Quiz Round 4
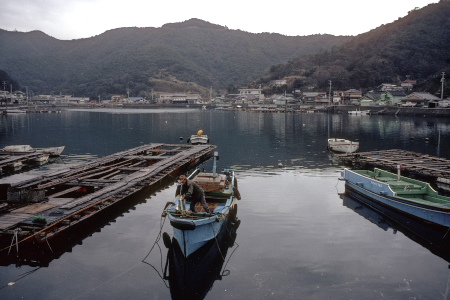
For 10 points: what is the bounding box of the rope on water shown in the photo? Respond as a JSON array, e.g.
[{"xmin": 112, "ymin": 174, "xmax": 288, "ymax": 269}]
[
  {"xmin": 73, "ymin": 216, "xmax": 169, "ymax": 299},
  {"xmin": 0, "ymin": 267, "xmax": 42, "ymax": 290},
  {"xmin": 141, "ymin": 214, "xmax": 170, "ymax": 288},
  {"xmin": 211, "ymin": 223, "xmax": 225, "ymax": 262}
]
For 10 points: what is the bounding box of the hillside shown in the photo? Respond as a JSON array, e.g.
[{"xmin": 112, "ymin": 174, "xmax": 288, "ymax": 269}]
[
  {"xmin": 0, "ymin": 19, "xmax": 349, "ymax": 98},
  {"xmin": 256, "ymin": 1, "xmax": 450, "ymax": 96}
]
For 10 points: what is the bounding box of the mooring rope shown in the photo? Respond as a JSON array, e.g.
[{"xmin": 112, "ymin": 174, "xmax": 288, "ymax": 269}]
[
  {"xmin": 0, "ymin": 267, "xmax": 42, "ymax": 290},
  {"xmin": 73, "ymin": 216, "xmax": 169, "ymax": 299},
  {"xmin": 211, "ymin": 223, "xmax": 225, "ymax": 262}
]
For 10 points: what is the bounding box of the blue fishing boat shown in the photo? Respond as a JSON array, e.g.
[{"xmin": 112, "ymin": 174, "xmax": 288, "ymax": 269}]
[
  {"xmin": 162, "ymin": 153, "xmax": 241, "ymax": 257},
  {"xmin": 342, "ymin": 167, "xmax": 450, "ymax": 227}
]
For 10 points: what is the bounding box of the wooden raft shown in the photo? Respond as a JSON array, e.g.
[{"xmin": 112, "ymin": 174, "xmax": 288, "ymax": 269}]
[
  {"xmin": 0, "ymin": 143, "xmax": 216, "ymax": 233},
  {"xmin": 334, "ymin": 149, "xmax": 450, "ymax": 183}
]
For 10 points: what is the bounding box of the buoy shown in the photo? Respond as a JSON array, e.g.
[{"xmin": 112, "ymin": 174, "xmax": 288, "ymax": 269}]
[{"xmin": 278, "ymin": 163, "xmax": 283, "ymax": 168}]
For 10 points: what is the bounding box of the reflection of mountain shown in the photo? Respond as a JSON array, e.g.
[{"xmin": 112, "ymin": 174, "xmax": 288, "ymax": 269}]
[
  {"xmin": 0, "ymin": 180, "xmax": 174, "ymax": 267},
  {"xmin": 164, "ymin": 218, "xmax": 239, "ymax": 300},
  {"xmin": 341, "ymin": 190, "xmax": 450, "ymax": 263}
]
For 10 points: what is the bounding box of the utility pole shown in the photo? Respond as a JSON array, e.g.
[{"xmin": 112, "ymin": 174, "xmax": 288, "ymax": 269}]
[
  {"xmin": 328, "ymin": 80, "xmax": 332, "ymax": 106},
  {"xmin": 441, "ymin": 72, "xmax": 446, "ymax": 100},
  {"xmin": 9, "ymin": 83, "xmax": 12, "ymax": 108}
]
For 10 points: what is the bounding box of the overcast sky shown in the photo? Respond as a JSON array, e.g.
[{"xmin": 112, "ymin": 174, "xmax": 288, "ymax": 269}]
[{"xmin": 1, "ymin": 0, "xmax": 439, "ymax": 40}]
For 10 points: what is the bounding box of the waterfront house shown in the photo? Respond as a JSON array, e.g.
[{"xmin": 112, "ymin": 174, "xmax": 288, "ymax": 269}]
[
  {"xmin": 158, "ymin": 93, "xmax": 201, "ymax": 104},
  {"xmin": 399, "ymin": 92, "xmax": 440, "ymax": 107},
  {"xmin": 360, "ymin": 90, "xmax": 406, "ymax": 106},
  {"xmin": 302, "ymin": 92, "xmax": 326, "ymax": 105},
  {"xmin": 343, "ymin": 89, "xmax": 362, "ymax": 105},
  {"xmin": 238, "ymin": 88, "xmax": 264, "ymax": 102}
]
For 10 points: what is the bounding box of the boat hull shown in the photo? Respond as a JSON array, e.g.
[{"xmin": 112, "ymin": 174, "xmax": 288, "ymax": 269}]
[
  {"xmin": 189, "ymin": 135, "xmax": 209, "ymax": 145},
  {"xmin": 328, "ymin": 139, "xmax": 359, "ymax": 153},
  {"xmin": 1, "ymin": 145, "xmax": 65, "ymax": 157},
  {"xmin": 343, "ymin": 169, "xmax": 450, "ymax": 227},
  {"xmin": 171, "ymin": 215, "xmax": 228, "ymax": 257}
]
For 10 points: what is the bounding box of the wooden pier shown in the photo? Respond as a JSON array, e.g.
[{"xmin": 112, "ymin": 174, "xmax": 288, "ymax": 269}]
[
  {"xmin": 0, "ymin": 143, "xmax": 215, "ymax": 255},
  {"xmin": 0, "ymin": 152, "xmax": 51, "ymax": 173},
  {"xmin": 334, "ymin": 149, "xmax": 450, "ymax": 185}
]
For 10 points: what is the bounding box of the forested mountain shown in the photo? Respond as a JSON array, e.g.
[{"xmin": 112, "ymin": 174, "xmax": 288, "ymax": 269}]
[
  {"xmin": 0, "ymin": 18, "xmax": 349, "ymax": 99},
  {"xmin": 257, "ymin": 1, "xmax": 450, "ymax": 96}
]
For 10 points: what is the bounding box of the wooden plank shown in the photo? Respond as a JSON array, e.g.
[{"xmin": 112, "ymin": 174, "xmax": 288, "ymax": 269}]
[
  {"xmin": 47, "ymin": 186, "xmax": 82, "ymax": 198},
  {"xmin": 12, "ymin": 202, "xmax": 57, "ymax": 214},
  {"xmin": 0, "ymin": 213, "xmax": 34, "ymax": 230}
]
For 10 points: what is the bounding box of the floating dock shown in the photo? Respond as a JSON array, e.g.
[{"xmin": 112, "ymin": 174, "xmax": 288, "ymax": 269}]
[
  {"xmin": 334, "ymin": 149, "xmax": 450, "ymax": 185},
  {"xmin": 0, "ymin": 143, "xmax": 215, "ymax": 256},
  {"xmin": 0, "ymin": 153, "xmax": 51, "ymax": 174}
]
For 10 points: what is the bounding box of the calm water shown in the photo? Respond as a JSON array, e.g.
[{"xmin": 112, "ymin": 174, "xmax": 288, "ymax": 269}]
[{"xmin": 1, "ymin": 109, "xmax": 450, "ymax": 299}]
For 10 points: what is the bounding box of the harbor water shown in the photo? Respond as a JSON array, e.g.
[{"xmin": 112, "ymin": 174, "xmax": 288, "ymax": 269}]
[{"xmin": 1, "ymin": 108, "xmax": 450, "ymax": 299}]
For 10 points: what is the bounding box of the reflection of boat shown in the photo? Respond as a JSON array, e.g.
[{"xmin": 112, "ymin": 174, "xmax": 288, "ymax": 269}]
[
  {"xmin": 163, "ymin": 215, "xmax": 240, "ymax": 300},
  {"xmin": 1, "ymin": 145, "xmax": 65, "ymax": 157},
  {"xmin": 0, "ymin": 179, "xmax": 176, "ymax": 267},
  {"xmin": 163, "ymin": 153, "xmax": 240, "ymax": 258},
  {"xmin": 340, "ymin": 191, "xmax": 450, "ymax": 263},
  {"xmin": 187, "ymin": 130, "xmax": 209, "ymax": 145},
  {"xmin": 342, "ymin": 167, "xmax": 450, "ymax": 227},
  {"xmin": 327, "ymin": 138, "xmax": 359, "ymax": 153}
]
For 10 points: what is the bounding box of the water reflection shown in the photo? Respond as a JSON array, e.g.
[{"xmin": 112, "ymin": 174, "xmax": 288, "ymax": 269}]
[
  {"xmin": 340, "ymin": 190, "xmax": 450, "ymax": 263},
  {"xmin": 163, "ymin": 218, "xmax": 240, "ymax": 300},
  {"xmin": 0, "ymin": 180, "xmax": 173, "ymax": 267}
]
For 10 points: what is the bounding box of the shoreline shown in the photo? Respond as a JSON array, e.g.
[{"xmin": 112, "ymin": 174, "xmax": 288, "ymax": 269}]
[{"xmin": 2, "ymin": 103, "xmax": 450, "ymax": 117}]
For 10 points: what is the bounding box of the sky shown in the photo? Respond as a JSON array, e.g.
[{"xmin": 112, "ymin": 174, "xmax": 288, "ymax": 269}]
[{"xmin": 1, "ymin": 0, "xmax": 439, "ymax": 40}]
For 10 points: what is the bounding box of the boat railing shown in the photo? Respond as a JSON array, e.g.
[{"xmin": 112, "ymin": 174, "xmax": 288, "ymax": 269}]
[{"xmin": 423, "ymin": 195, "xmax": 450, "ymax": 205}]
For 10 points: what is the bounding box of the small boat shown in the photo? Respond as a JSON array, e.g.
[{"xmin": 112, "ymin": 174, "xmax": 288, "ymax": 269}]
[
  {"xmin": 163, "ymin": 217, "xmax": 239, "ymax": 299},
  {"xmin": 5, "ymin": 109, "xmax": 27, "ymax": 114},
  {"xmin": 327, "ymin": 138, "xmax": 359, "ymax": 153},
  {"xmin": 341, "ymin": 167, "xmax": 450, "ymax": 227},
  {"xmin": 187, "ymin": 130, "xmax": 209, "ymax": 145},
  {"xmin": 348, "ymin": 109, "xmax": 370, "ymax": 115},
  {"xmin": 162, "ymin": 153, "xmax": 241, "ymax": 258},
  {"xmin": 1, "ymin": 145, "xmax": 65, "ymax": 157}
]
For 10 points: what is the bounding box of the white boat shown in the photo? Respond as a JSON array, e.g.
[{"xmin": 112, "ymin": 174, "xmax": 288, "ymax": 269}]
[
  {"xmin": 348, "ymin": 109, "xmax": 370, "ymax": 115},
  {"xmin": 5, "ymin": 109, "xmax": 27, "ymax": 114},
  {"xmin": 162, "ymin": 154, "xmax": 241, "ymax": 257},
  {"xmin": 1, "ymin": 145, "xmax": 65, "ymax": 156},
  {"xmin": 327, "ymin": 138, "xmax": 359, "ymax": 153},
  {"xmin": 187, "ymin": 130, "xmax": 209, "ymax": 145}
]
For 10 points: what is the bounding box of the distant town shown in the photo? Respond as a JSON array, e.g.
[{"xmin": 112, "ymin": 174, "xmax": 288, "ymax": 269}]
[{"xmin": 1, "ymin": 77, "xmax": 449, "ymax": 109}]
